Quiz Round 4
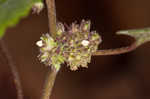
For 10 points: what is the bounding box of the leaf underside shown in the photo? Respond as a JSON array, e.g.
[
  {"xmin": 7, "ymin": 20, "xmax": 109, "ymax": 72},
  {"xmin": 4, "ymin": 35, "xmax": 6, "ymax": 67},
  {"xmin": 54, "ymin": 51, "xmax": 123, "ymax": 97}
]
[{"xmin": 0, "ymin": 0, "xmax": 42, "ymax": 37}]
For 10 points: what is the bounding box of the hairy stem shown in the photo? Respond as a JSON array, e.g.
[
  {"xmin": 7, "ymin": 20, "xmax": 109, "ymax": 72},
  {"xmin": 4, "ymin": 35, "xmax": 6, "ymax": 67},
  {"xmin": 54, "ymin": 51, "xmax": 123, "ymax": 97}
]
[
  {"xmin": 41, "ymin": 68, "xmax": 58, "ymax": 99},
  {"xmin": 41, "ymin": 0, "xmax": 58, "ymax": 99},
  {"xmin": 93, "ymin": 42, "xmax": 137, "ymax": 56},
  {"xmin": 0, "ymin": 40, "xmax": 23, "ymax": 99},
  {"xmin": 46, "ymin": 0, "xmax": 57, "ymax": 38}
]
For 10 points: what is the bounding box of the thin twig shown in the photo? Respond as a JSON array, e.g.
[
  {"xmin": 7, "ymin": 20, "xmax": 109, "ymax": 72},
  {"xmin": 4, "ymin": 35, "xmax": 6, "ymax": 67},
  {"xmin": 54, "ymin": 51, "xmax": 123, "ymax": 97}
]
[
  {"xmin": 41, "ymin": 0, "xmax": 58, "ymax": 99},
  {"xmin": 0, "ymin": 40, "xmax": 23, "ymax": 99},
  {"xmin": 46, "ymin": 0, "xmax": 57, "ymax": 38},
  {"xmin": 41, "ymin": 68, "xmax": 58, "ymax": 99},
  {"xmin": 93, "ymin": 42, "xmax": 137, "ymax": 56}
]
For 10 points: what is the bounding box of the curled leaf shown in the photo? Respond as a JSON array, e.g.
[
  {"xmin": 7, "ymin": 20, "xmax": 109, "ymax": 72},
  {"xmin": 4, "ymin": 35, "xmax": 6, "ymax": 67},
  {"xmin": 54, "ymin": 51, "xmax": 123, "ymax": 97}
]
[{"xmin": 117, "ymin": 28, "xmax": 150, "ymax": 47}]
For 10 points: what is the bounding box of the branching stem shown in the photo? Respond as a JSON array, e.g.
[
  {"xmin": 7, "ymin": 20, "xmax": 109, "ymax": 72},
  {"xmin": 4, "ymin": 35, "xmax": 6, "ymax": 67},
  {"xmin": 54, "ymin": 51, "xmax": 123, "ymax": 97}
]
[
  {"xmin": 93, "ymin": 42, "xmax": 137, "ymax": 56},
  {"xmin": 43, "ymin": 0, "xmax": 139, "ymax": 98}
]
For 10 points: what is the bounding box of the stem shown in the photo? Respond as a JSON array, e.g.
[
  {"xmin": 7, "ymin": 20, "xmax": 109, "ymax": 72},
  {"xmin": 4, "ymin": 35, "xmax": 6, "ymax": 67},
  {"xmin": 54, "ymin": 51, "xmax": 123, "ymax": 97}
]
[
  {"xmin": 46, "ymin": 0, "xmax": 57, "ymax": 38},
  {"xmin": 41, "ymin": 0, "xmax": 58, "ymax": 99},
  {"xmin": 93, "ymin": 42, "xmax": 137, "ymax": 56},
  {"xmin": 0, "ymin": 40, "xmax": 23, "ymax": 99},
  {"xmin": 41, "ymin": 68, "xmax": 58, "ymax": 99}
]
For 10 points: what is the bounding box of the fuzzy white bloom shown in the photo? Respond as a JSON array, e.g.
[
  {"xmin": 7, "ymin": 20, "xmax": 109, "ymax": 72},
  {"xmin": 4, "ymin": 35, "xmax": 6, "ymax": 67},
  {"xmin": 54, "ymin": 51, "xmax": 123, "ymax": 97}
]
[
  {"xmin": 32, "ymin": 2, "xmax": 44, "ymax": 14},
  {"xmin": 34, "ymin": 2, "xmax": 44, "ymax": 10},
  {"xmin": 81, "ymin": 40, "xmax": 89, "ymax": 46},
  {"xmin": 36, "ymin": 40, "xmax": 43, "ymax": 47}
]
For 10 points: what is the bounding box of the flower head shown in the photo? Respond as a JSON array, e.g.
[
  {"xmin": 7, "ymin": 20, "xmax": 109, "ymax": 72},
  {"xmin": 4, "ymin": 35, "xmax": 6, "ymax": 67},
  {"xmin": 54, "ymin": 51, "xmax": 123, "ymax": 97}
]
[{"xmin": 37, "ymin": 20, "xmax": 101, "ymax": 71}]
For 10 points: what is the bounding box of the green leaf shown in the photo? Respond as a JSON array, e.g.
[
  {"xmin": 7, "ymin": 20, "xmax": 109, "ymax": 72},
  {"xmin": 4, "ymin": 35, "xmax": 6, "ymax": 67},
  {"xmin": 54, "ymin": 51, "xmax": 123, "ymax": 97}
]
[
  {"xmin": 0, "ymin": 0, "xmax": 42, "ymax": 37},
  {"xmin": 117, "ymin": 28, "xmax": 150, "ymax": 47}
]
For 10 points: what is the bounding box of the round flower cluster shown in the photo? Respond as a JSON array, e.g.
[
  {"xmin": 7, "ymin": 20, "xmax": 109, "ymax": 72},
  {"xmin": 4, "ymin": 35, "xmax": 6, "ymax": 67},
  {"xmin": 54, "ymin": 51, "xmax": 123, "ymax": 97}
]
[{"xmin": 36, "ymin": 20, "xmax": 101, "ymax": 71}]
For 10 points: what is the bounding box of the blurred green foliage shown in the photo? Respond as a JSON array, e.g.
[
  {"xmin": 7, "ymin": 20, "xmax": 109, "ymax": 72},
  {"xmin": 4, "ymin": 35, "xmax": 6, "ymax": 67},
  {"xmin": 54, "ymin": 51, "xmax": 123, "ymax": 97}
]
[{"xmin": 0, "ymin": 0, "xmax": 42, "ymax": 37}]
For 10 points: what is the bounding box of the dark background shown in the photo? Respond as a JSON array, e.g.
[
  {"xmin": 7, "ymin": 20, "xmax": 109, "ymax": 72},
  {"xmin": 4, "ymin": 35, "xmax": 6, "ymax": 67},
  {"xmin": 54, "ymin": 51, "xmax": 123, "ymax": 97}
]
[{"xmin": 1, "ymin": 0, "xmax": 150, "ymax": 99}]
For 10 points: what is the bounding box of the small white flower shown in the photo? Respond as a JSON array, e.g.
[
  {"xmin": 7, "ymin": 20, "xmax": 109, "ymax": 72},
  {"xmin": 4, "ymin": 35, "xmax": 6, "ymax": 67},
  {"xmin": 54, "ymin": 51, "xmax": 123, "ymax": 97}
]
[
  {"xmin": 36, "ymin": 40, "xmax": 43, "ymax": 47},
  {"xmin": 81, "ymin": 40, "xmax": 89, "ymax": 46}
]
